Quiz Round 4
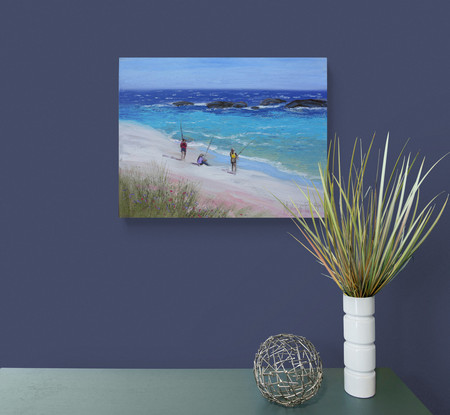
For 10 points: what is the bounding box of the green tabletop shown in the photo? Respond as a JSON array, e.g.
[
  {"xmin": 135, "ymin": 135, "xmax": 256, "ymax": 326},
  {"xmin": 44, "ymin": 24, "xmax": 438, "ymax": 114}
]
[{"xmin": 0, "ymin": 368, "xmax": 430, "ymax": 415}]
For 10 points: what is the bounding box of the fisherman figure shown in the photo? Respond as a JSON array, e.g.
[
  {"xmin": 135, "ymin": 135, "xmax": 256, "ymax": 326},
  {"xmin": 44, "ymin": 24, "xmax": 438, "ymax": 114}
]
[
  {"xmin": 197, "ymin": 153, "xmax": 209, "ymax": 166},
  {"xmin": 180, "ymin": 138, "xmax": 187, "ymax": 160},
  {"xmin": 230, "ymin": 148, "xmax": 238, "ymax": 174}
]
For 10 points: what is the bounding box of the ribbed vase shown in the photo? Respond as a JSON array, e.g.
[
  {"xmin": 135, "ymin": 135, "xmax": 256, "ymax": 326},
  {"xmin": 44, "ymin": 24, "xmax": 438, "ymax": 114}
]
[{"xmin": 343, "ymin": 294, "xmax": 376, "ymax": 398}]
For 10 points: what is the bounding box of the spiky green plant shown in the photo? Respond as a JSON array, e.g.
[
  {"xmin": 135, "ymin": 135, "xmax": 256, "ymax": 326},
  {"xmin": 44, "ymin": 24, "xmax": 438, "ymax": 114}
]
[{"xmin": 282, "ymin": 134, "xmax": 448, "ymax": 297}]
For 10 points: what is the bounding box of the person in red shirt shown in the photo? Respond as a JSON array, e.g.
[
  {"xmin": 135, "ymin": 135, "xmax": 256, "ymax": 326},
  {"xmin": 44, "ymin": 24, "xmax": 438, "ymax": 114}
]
[{"xmin": 180, "ymin": 138, "xmax": 187, "ymax": 160}]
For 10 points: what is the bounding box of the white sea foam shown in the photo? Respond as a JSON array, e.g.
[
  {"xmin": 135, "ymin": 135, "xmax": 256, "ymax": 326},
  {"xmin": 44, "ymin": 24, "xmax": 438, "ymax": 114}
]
[
  {"xmin": 183, "ymin": 141, "xmax": 204, "ymax": 148},
  {"xmin": 245, "ymin": 131, "xmax": 280, "ymax": 137},
  {"xmin": 258, "ymin": 125, "xmax": 276, "ymax": 130},
  {"xmin": 286, "ymin": 106, "xmax": 326, "ymax": 113},
  {"xmin": 261, "ymin": 104, "xmax": 285, "ymax": 109}
]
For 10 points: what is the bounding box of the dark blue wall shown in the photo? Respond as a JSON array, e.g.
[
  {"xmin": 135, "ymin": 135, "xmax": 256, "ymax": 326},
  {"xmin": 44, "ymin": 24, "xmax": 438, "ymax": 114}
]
[{"xmin": 1, "ymin": 1, "xmax": 449, "ymax": 413}]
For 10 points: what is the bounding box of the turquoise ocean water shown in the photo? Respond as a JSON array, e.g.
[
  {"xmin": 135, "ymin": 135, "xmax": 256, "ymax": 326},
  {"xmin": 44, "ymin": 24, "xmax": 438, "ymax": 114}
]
[{"xmin": 119, "ymin": 89, "xmax": 327, "ymax": 186}]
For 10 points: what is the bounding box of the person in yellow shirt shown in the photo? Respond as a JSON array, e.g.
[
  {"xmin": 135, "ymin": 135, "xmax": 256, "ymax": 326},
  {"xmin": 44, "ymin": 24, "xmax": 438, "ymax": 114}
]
[{"xmin": 230, "ymin": 148, "xmax": 238, "ymax": 174}]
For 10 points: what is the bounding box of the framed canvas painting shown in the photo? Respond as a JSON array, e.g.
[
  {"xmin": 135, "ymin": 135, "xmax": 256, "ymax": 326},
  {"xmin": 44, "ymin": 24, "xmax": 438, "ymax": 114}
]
[{"xmin": 119, "ymin": 58, "xmax": 327, "ymax": 218}]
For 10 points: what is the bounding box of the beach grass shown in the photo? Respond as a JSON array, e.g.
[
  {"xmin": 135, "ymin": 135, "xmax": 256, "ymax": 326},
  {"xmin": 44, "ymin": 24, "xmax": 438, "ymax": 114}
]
[{"xmin": 119, "ymin": 163, "xmax": 240, "ymax": 218}]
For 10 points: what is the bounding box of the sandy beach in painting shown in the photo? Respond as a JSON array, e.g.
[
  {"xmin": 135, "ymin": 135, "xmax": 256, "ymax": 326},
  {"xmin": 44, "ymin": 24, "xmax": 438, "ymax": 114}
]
[{"xmin": 119, "ymin": 121, "xmax": 321, "ymax": 218}]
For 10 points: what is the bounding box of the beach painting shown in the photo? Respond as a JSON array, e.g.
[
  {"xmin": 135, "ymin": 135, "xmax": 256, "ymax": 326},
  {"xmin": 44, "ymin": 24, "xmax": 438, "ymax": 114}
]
[{"xmin": 119, "ymin": 58, "xmax": 327, "ymax": 218}]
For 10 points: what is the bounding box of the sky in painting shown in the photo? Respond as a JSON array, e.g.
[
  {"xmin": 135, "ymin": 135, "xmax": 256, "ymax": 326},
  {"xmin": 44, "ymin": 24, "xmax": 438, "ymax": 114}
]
[{"xmin": 119, "ymin": 58, "xmax": 327, "ymax": 91}]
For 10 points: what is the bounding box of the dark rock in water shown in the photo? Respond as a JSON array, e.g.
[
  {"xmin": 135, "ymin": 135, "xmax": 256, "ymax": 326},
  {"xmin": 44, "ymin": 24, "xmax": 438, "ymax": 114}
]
[
  {"xmin": 173, "ymin": 101, "xmax": 194, "ymax": 107},
  {"xmin": 260, "ymin": 98, "xmax": 287, "ymax": 106},
  {"xmin": 285, "ymin": 99, "xmax": 327, "ymax": 108},
  {"xmin": 251, "ymin": 106, "xmax": 260, "ymax": 110},
  {"xmin": 233, "ymin": 101, "xmax": 248, "ymax": 108},
  {"xmin": 206, "ymin": 101, "xmax": 235, "ymax": 109}
]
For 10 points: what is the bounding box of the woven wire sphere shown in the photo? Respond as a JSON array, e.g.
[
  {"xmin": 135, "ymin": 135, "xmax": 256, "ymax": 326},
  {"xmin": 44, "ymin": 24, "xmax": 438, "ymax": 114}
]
[{"xmin": 253, "ymin": 334, "xmax": 323, "ymax": 407}]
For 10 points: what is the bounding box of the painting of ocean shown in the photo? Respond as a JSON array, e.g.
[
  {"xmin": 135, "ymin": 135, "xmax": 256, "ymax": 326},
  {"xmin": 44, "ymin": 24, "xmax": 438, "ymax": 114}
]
[{"xmin": 119, "ymin": 58, "xmax": 327, "ymax": 218}]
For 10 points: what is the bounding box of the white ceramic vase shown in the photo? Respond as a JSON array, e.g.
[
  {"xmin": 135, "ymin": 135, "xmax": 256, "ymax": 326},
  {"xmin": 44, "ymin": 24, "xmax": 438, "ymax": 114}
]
[{"xmin": 343, "ymin": 294, "xmax": 376, "ymax": 398}]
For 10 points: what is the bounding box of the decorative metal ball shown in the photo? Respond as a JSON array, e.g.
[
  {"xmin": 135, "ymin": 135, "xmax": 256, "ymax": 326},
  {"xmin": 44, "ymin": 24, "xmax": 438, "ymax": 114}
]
[{"xmin": 253, "ymin": 334, "xmax": 323, "ymax": 407}]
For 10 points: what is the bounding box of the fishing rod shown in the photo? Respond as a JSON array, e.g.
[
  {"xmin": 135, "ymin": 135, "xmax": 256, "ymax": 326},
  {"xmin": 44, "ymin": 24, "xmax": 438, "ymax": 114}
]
[
  {"xmin": 237, "ymin": 137, "xmax": 256, "ymax": 156},
  {"xmin": 205, "ymin": 138, "xmax": 214, "ymax": 155},
  {"xmin": 180, "ymin": 120, "xmax": 195, "ymax": 142}
]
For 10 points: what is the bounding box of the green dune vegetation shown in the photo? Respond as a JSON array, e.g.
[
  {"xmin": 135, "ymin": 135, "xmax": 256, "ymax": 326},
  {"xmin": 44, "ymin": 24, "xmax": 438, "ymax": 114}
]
[{"xmin": 119, "ymin": 163, "xmax": 253, "ymax": 218}]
